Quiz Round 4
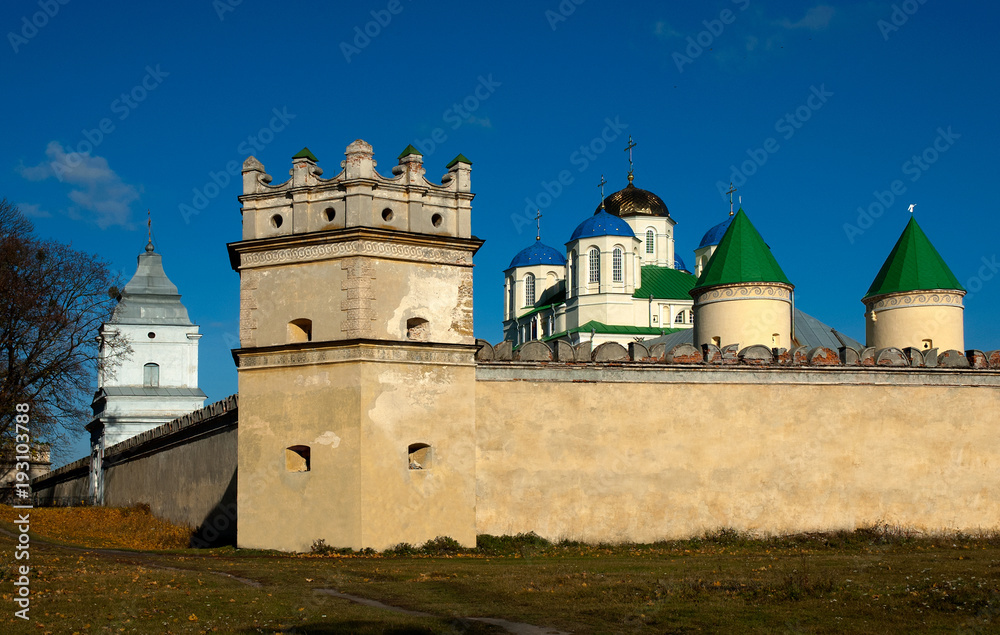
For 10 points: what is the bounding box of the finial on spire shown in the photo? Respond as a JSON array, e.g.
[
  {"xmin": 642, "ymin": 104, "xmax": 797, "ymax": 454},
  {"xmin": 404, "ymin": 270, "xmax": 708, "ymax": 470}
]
[
  {"xmin": 534, "ymin": 210, "xmax": 542, "ymax": 241},
  {"xmin": 908, "ymin": 203, "xmax": 916, "ymax": 214},
  {"xmin": 145, "ymin": 209, "xmax": 154, "ymax": 252},
  {"xmin": 624, "ymin": 135, "xmax": 637, "ymax": 183},
  {"xmin": 726, "ymin": 182, "xmax": 737, "ymax": 216},
  {"xmin": 598, "ymin": 174, "xmax": 608, "ymax": 210}
]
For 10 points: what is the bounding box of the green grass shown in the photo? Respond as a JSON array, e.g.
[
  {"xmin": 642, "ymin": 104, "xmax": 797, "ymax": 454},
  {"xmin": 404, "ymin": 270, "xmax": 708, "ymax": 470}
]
[{"xmin": 2, "ymin": 522, "xmax": 999, "ymax": 633}]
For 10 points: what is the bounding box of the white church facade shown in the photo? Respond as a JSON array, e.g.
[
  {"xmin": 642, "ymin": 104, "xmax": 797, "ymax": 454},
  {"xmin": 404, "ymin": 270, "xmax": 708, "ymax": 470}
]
[{"xmin": 503, "ymin": 169, "xmax": 705, "ymax": 347}]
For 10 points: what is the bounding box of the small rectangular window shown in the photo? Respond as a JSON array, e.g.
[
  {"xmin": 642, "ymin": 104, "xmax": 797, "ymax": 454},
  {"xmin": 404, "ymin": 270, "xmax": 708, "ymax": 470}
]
[
  {"xmin": 286, "ymin": 446, "xmax": 311, "ymax": 472},
  {"xmin": 408, "ymin": 443, "xmax": 431, "ymax": 470}
]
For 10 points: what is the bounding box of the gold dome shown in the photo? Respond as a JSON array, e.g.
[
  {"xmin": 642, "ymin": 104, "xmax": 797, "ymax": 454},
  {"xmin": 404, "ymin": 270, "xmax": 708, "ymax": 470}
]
[{"xmin": 595, "ymin": 177, "xmax": 670, "ymax": 217}]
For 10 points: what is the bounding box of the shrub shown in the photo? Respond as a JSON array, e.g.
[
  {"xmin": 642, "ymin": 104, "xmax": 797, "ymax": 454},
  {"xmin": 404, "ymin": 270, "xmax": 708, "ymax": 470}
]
[
  {"xmin": 383, "ymin": 542, "xmax": 418, "ymax": 556},
  {"xmin": 420, "ymin": 536, "xmax": 464, "ymax": 555},
  {"xmin": 477, "ymin": 532, "xmax": 551, "ymax": 555}
]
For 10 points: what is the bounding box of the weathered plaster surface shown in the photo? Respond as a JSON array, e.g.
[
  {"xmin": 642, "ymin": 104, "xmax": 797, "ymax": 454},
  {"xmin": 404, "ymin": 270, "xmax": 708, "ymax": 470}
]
[{"xmin": 475, "ymin": 364, "xmax": 1000, "ymax": 542}]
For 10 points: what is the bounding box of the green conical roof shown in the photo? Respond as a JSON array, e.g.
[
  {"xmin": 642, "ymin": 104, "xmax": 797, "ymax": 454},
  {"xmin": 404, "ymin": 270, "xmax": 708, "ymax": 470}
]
[
  {"xmin": 691, "ymin": 208, "xmax": 791, "ymax": 293},
  {"xmin": 292, "ymin": 147, "xmax": 318, "ymax": 162},
  {"xmin": 446, "ymin": 153, "xmax": 472, "ymax": 168},
  {"xmin": 863, "ymin": 216, "xmax": 964, "ymax": 299},
  {"xmin": 397, "ymin": 144, "xmax": 421, "ymax": 159}
]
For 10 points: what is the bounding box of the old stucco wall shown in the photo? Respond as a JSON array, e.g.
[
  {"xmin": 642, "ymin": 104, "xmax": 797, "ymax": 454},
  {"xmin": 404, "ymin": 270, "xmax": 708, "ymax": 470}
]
[
  {"xmin": 237, "ymin": 347, "xmax": 477, "ymax": 552},
  {"xmin": 475, "ymin": 364, "xmax": 1000, "ymax": 542},
  {"xmin": 103, "ymin": 424, "xmax": 237, "ymax": 543},
  {"xmin": 32, "ymin": 458, "xmax": 89, "ymax": 504}
]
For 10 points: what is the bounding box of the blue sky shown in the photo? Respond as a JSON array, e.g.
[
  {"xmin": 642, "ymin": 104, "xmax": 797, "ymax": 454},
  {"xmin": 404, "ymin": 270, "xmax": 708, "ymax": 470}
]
[{"xmin": 3, "ymin": 1, "xmax": 998, "ymax": 462}]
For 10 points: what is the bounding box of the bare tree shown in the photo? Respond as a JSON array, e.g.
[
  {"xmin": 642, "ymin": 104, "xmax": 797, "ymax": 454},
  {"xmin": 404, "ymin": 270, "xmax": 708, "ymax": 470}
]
[{"xmin": 0, "ymin": 199, "xmax": 129, "ymax": 454}]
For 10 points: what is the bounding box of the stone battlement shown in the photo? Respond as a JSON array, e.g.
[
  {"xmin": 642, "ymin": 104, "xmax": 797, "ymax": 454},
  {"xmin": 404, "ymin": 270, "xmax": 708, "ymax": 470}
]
[
  {"xmin": 238, "ymin": 140, "xmax": 474, "ymax": 242},
  {"xmin": 475, "ymin": 338, "xmax": 1000, "ymax": 370}
]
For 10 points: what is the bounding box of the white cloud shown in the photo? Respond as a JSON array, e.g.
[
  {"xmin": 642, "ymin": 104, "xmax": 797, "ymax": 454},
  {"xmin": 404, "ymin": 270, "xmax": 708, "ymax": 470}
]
[
  {"xmin": 466, "ymin": 116, "xmax": 493, "ymax": 129},
  {"xmin": 778, "ymin": 5, "xmax": 835, "ymax": 31},
  {"xmin": 654, "ymin": 20, "xmax": 682, "ymax": 40},
  {"xmin": 18, "ymin": 141, "xmax": 140, "ymax": 229},
  {"xmin": 17, "ymin": 203, "xmax": 51, "ymax": 218}
]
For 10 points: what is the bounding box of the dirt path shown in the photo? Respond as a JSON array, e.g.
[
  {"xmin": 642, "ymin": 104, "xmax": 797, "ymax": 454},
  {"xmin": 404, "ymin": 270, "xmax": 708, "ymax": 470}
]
[{"xmin": 3, "ymin": 528, "xmax": 570, "ymax": 634}]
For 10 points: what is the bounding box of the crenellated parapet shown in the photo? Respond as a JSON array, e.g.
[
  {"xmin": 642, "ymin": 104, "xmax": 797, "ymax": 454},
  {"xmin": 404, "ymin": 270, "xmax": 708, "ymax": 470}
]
[
  {"xmin": 239, "ymin": 141, "xmax": 474, "ymax": 241},
  {"xmin": 475, "ymin": 338, "xmax": 1000, "ymax": 370}
]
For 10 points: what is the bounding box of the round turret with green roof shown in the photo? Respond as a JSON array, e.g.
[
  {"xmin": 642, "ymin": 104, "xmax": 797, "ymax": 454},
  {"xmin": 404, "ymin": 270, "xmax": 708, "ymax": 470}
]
[
  {"xmin": 864, "ymin": 216, "xmax": 966, "ymax": 353},
  {"xmin": 690, "ymin": 208, "xmax": 794, "ymax": 350}
]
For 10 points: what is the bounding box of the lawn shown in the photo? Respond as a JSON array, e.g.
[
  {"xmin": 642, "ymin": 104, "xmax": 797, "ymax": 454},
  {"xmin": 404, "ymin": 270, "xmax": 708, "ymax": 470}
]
[{"xmin": 1, "ymin": 505, "xmax": 998, "ymax": 633}]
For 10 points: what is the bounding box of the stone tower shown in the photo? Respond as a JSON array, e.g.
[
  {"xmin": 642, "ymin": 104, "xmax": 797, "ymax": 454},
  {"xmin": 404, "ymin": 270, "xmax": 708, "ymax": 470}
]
[
  {"xmin": 229, "ymin": 141, "xmax": 482, "ymax": 551},
  {"xmin": 89, "ymin": 241, "xmax": 205, "ymax": 447},
  {"xmin": 690, "ymin": 208, "xmax": 794, "ymax": 350},
  {"xmin": 88, "ymin": 241, "xmax": 205, "ymax": 500},
  {"xmin": 863, "ymin": 216, "xmax": 965, "ymax": 352}
]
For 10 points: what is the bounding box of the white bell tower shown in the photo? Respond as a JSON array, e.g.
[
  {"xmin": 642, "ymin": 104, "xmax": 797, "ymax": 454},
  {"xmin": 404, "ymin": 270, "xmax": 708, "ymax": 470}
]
[{"xmin": 88, "ymin": 240, "xmax": 206, "ymax": 453}]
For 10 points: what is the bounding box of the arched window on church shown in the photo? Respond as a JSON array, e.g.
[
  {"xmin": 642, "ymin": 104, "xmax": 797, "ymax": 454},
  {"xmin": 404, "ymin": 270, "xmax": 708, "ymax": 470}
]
[
  {"xmin": 645, "ymin": 229, "xmax": 655, "ymax": 255},
  {"xmin": 524, "ymin": 273, "xmax": 535, "ymax": 307},
  {"xmin": 588, "ymin": 247, "xmax": 600, "ymax": 284},
  {"xmin": 567, "ymin": 250, "xmax": 575, "ymax": 298},
  {"xmin": 507, "ymin": 278, "xmax": 514, "ymax": 317},
  {"xmin": 675, "ymin": 310, "xmax": 686, "ymax": 325},
  {"xmin": 688, "ymin": 310, "xmax": 695, "ymax": 324},
  {"xmin": 143, "ymin": 363, "xmax": 159, "ymax": 388},
  {"xmin": 612, "ymin": 247, "xmax": 623, "ymax": 283}
]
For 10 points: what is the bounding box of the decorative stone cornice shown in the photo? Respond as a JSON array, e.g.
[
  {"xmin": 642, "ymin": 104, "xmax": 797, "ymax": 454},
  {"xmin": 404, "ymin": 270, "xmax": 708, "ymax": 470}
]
[
  {"xmin": 235, "ymin": 339, "xmax": 477, "ymax": 369},
  {"xmin": 228, "ymin": 227, "xmax": 483, "ymax": 271},
  {"xmin": 692, "ymin": 282, "xmax": 793, "ymax": 305},
  {"xmin": 865, "ymin": 290, "xmax": 966, "ymax": 312}
]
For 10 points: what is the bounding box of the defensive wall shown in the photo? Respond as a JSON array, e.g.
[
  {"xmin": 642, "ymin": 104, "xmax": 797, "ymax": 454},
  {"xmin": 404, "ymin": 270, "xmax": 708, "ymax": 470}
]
[
  {"xmin": 30, "ymin": 339, "xmax": 1000, "ymax": 549},
  {"xmin": 32, "ymin": 396, "xmax": 238, "ymax": 546},
  {"xmin": 474, "ymin": 339, "xmax": 1000, "ymax": 542}
]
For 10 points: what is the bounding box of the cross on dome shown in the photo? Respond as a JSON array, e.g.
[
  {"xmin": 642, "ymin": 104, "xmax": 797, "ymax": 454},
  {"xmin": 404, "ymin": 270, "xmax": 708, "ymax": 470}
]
[{"xmin": 624, "ymin": 135, "xmax": 637, "ymax": 183}]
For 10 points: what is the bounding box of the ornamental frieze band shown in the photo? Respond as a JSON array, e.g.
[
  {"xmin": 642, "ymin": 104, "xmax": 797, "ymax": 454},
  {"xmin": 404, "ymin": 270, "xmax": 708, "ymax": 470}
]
[
  {"xmin": 695, "ymin": 283, "xmax": 793, "ymax": 305},
  {"xmin": 866, "ymin": 292, "xmax": 965, "ymax": 312},
  {"xmin": 238, "ymin": 344, "xmax": 475, "ymax": 369},
  {"xmin": 239, "ymin": 239, "xmax": 474, "ymax": 268}
]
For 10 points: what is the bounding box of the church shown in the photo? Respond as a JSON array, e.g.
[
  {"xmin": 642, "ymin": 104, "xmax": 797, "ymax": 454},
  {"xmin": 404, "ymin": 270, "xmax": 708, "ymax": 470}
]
[
  {"xmin": 32, "ymin": 139, "xmax": 1000, "ymax": 553},
  {"xmin": 502, "ymin": 138, "xmax": 861, "ymax": 353}
]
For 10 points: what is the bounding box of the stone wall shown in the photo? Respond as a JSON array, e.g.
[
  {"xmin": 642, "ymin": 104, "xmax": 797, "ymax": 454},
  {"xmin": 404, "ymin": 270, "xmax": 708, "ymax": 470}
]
[
  {"xmin": 475, "ymin": 362, "xmax": 1000, "ymax": 542},
  {"xmin": 31, "ymin": 457, "xmax": 89, "ymax": 505},
  {"xmin": 32, "ymin": 396, "xmax": 238, "ymax": 546}
]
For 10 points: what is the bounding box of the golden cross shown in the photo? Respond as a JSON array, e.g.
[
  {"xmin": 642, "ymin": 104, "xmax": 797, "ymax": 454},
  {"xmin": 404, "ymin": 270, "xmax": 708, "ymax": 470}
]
[
  {"xmin": 726, "ymin": 183, "xmax": 737, "ymax": 216},
  {"xmin": 624, "ymin": 136, "xmax": 637, "ymax": 180},
  {"xmin": 534, "ymin": 210, "xmax": 542, "ymax": 241}
]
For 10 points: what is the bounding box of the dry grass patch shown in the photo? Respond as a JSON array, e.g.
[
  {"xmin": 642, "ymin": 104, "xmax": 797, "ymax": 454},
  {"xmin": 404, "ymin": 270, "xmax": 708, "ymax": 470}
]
[{"xmin": 0, "ymin": 503, "xmax": 192, "ymax": 550}]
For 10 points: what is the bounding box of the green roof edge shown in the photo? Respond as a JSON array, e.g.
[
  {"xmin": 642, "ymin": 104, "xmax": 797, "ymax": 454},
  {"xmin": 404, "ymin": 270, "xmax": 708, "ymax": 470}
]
[
  {"xmin": 292, "ymin": 147, "xmax": 318, "ymax": 162},
  {"xmin": 397, "ymin": 144, "xmax": 422, "ymax": 159},
  {"xmin": 446, "ymin": 153, "xmax": 473, "ymax": 168},
  {"xmin": 691, "ymin": 208, "xmax": 791, "ymax": 293},
  {"xmin": 863, "ymin": 216, "xmax": 965, "ymax": 299}
]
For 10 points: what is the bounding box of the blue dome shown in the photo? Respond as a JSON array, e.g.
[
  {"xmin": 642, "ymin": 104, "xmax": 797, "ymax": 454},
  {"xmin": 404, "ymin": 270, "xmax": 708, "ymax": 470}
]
[
  {"xmin": 569, "ymin": 210, "xmax": 636, "ymax": 242},
  {"xmin": 507, "ymin": 240, "xmax": 567, "ymax": 269},
  {"xmin": 674, "ymin": 254, "xmax": 689, "ymax": 272},
  {"xmin": 698, "ymin": 215, "xmax": 734, "ymax": 249}
]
